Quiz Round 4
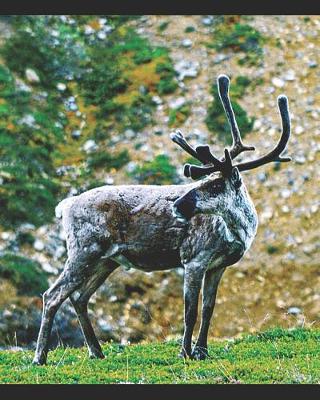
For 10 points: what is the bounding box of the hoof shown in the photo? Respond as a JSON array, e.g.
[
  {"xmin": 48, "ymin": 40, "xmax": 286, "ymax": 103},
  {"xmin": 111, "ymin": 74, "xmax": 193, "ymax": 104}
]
[
  {"xmin": 178, "ymin": 348, "xmax": 190, "ymax": 359},
  {"xmin": 191, "ymin": 346, "xmax": 208, "ymax": 361},
  {"xmin": 89, "ymin": 351, "xmax": 105, "ymax": 360},
  {"xmin": 32, "ymin": 358, "xmax": 47, "ymax": 366}
]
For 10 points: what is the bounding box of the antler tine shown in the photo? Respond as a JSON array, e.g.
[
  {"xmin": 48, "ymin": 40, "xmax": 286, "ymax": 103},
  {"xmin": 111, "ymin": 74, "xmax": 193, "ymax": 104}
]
[
  {"xmin": 217, "ymin": 74, "xmax": 255, "ymax": 159},
  {"xmin": 170, "ymin": 131, "xmax": 208, "ymax": 164},
  {"xmin": 185, "ymin": 148, "xmax": 233, "ymax": 180},
  {"xmin": 235, "ymin": 95, "xmax": 291, "ymax": 172}
]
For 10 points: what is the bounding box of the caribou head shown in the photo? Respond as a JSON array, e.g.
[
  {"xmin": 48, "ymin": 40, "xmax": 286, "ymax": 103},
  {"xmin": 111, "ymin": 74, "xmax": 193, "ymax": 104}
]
[{"xmin": 171, "ymin": 74, "xmax": 291, "ymax": 222}]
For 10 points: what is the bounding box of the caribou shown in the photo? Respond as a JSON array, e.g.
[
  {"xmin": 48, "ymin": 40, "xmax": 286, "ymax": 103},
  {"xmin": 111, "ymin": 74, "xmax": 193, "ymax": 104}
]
[{"xmin": 33, "ymin": 74, "xmax": 291, "ymax": 365}]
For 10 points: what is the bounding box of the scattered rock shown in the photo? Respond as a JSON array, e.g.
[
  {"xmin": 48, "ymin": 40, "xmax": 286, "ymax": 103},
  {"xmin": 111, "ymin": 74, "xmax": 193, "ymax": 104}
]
[
  {"xmin": 272, "ymin": 77, "xmax": 285, "ymax": 88},
  {"xmin": 33, "ymin": 239, "xmax": 45, "ymax": 252},
  {"xmin": 105, "ymin": 177, "xmax": 114, "ymax": 185},
  {"xmin": 174, "ymin": 60, "xmax": 199, "ymax": 80},
  {"xmin": 152, "ymin": 95, "xmax": 162, "ymax": 105},
  {"xmin": 294, "ymin": 125, "xmax": 304, "ymax": 135},
  {"xmin": 308, "ymin": 60, "xmax": 317, "ymax": 68},
  {"xmin": 201, "ymin": 16, "xmax": 214, "ymax": 26},
  {"xmin": 181, "ymin": 38, "xmax": 192, "ymax": 48},
  {"xmin": 212, "ymin": 54, "xmax": 230, "ymax": 64},
  {"xmin": 284, "ymin": 69, "xmax": 295, "ymax": 81},
  {"xmin": 83, "ymin": 139, "xmax": 98, "ymax": 153},
  {"xmin": 71, "ymin": 130, "xmax": 81, "ymax": 139},
  {"xmin": 97, "ymin": 31, "xmax": 107, "ymax": 40},
  {"xmin": 287, "ymin": 306, "xmax": 302, "ymax": 315},
  {"xmin": 25, "ymin": 68, "xmax": 40, "ymax": 83},
  {"xmin": 18, "ymin": 114, "xmax": 36, "ymax": 128},
  {"xmin": 84, "ymin": 25, "xmax": 95, "ymax": 35},
  {"xmin": 280, "ymin": 188, "xmax": 291, "ymax": 199},
  {"xmin": 124, "ymin": 129, "xmax": 136, "ymax": 139},
  {"xmin": 57, "ymin": 82, "xmax": 66, "ymax": 91},
  {"xmin": 169, "ymin": 97, "xmax": 186, "ymax": 109}
]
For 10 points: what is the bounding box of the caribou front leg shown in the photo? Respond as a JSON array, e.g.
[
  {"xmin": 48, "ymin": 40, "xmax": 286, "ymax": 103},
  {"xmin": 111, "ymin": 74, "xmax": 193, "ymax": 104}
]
[
  {"xmin": 191, "ymin": 267, "xmax": 225, "ymax": 360},
  {"xmin": 179, "ymin": 263, "xmax": 206, "ymax": 359}
]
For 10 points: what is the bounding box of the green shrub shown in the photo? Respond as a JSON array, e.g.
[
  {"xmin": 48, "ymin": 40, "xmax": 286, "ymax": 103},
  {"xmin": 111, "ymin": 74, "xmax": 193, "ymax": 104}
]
[
  {"xmin": 185, "ymin": 26, "xmax": 195, "ymax": 33},
  {"xmin": 211, "ymin": 21, "xmax": 266, "ymax": 66},
  {"xmin": 0, "ymin": 252, "xmax": 48, "ymax": 296},
  {"xmin": 87, "ymin": 149, "xmax": 130, "ymax": 170},
  {"xmin": 156, "ymin": 62, "xmax": 178, "ymax": 95},
  {"xmin": 168, "ymin": 103, "xmax": 191, "ymax": 127},
  {"xmin": 128, "ymin": 154, "xmax": 179, "ymax": 185},
  {"xmin": 158, "ymin": 21, "xmax": 170, "ymax": 32},
  {"xmin": 205, "ymin": 81, "xmax": 254, "ymax": 145}
]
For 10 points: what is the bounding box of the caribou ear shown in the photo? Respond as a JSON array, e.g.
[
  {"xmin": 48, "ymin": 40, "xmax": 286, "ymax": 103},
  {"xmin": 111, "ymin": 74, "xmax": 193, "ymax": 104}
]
[
  {"xmin": 231, "ymin": 167, "xmax": 242, "ymax": 189},
  {"xmin": 173, "ymin": 188, "xmax": 198, "ymax": 221}
]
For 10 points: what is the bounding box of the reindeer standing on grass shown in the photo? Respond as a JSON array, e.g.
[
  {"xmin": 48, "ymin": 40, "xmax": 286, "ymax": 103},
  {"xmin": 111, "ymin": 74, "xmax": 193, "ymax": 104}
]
[{"xmin": 33, "ymin": 75, "xmax": 291, "ymax": 365}]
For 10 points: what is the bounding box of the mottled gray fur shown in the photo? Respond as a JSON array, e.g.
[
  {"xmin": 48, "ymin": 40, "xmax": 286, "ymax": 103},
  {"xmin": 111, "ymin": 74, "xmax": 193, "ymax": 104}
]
[{"xmin": 33, "ymin": 166, "xmax": 258, "ymax": 364}]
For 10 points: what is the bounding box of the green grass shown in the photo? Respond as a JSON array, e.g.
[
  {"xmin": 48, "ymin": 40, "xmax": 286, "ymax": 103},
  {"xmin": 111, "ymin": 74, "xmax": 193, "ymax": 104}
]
[{"xmin": 0, "ymin": 328, "xmax": 319, "ymax": 384}]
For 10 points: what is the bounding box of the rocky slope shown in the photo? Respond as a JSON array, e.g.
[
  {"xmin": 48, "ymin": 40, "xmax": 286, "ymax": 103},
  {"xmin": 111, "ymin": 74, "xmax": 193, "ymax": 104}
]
[{"xmin": 0, "ymin": 15, "xmax": 319, "ymax": 348}]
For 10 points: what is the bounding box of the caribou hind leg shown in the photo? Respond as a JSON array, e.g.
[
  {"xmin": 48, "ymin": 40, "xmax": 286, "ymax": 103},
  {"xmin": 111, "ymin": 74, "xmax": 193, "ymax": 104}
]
[
  {"xmin": 70, "ymin": 259, "xmax": 119, "ymax": 359},
  {"xmin": 33, "ymin": 244, "xmax": 106, "ymax": 365}
]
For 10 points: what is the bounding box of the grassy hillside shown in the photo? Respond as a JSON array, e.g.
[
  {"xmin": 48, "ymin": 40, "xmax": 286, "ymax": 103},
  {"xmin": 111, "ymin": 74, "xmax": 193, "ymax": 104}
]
[{"xmin": 0, "ymin": 328, "xmax": 319, "ymax": 384}]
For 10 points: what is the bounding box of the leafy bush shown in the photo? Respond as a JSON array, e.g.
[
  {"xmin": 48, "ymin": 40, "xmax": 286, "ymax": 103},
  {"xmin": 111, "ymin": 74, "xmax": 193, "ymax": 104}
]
[
  {"xmin": 0, "ymin": 253, "xmax": 48, "ymax": 296},
  {"xmin": 168, "ymin": 103, "xmax": 191, "ymax": 127},
  {"xmin": 205, "ymin": 79, "xmax": 254, "ymax": 145},
  {"xmin": 211, "ymin": 20, "xmax": 266, "ymax": 66},
  {"xmin": 0, "ymin": 64, "xmax": 62, "ymax": 228},
  {"xmin": 0, "ymin": 16, "xmax": 178, "ymax": 229},
  {"xmin": 87, "ymin": 149, "xmax": 130, "ymax": 170},
  {"xmin": 128, "ymin": 154, "xmax": 179, "ymax": 185},
  {"xmin": 155, "ymin": 61, "xmax": 178, "ymax": 95}
]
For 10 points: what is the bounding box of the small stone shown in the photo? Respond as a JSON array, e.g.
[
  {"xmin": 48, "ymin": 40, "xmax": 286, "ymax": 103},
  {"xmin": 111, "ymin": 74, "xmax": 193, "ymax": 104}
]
[
  {"xmin": 105, "ymin": 177, "xmax": 114, "ymax": 185},
  {"xmin": 57, "ymin": 82, "xmax": 66, "ymax": 91},
  {"xmin": 295, "ymin": 155, "xmax": 306, "ymax": 164},
  {"xmin": 169, "ymin": 97, "xmax": 186, "ymax": 109},
  {"xmin": 287, "ymin": 306, "xmax": 302, "ymax": 315},
  {"xmin": 71, "ymin": 130, "xmax": 81, "ymax": 139},
  {"xmin": 1, "ymin": 232, "xmax": 13, "ymax": 241},
  {"xmin": 202, "ymin": 16, "xmax": 214, "ymax": 26},
  {"xmin": 260, "ymin": 207, "xmax": 273, "ymax": 223},
  {"xmin": 181, "ymin": 38, "xmax": 192, "ymax": 48},
  {"xmin": 281, "ymin": 205, "xmax": 290, "ymax": 213},
  {"xmin": 253, "ymin": 119, "xmax": 262, "ymax": 130},
  {"xmin": 84, "ymin": 25, "xmax": 95, "ymax": 35},
  {"xmin": 294, "ymin": 125, "xmax": 304, "ymax": 135},
  {"xmin": 152, "ymin": 95, "xmax": 162, "ymax": 105},
  {"xmin": 25, "ymin": 68, "xmax": 40, "ymax": 83},
  {"xmin": 34, "ymin": 239, "xmax": 45, "ymax": 252},
  {"xmin": 308, "ymin": 60, "xmax": 317, "ymax": 68},
  {"xmin": 19, "ymin": 114, "xmax": 36, "ymax": 128},
  {"xmin": 42, "ymin": 263, "xmax": 59, "ymax": 274},
  {"xmin": 174, "ymin": 60, "xmax": 199, "ymax": 80},
  {"xmin": 83, "ymin": 139, "xmax": 98, "ymax": 153},
  {"xmin": 257, "ymin": 172, "xmax": 267, "ymax": 182},
  {"xmin": 284, "ymin": 69, "xmax": 295, "ymax": 81},
  {"xmin": 126, "ymin": 161, "xmax": 137, "ymax": 173},
  {"xmin": 124, "ymin": 129, "xmax": 136, "ymax": 139},
  {"xmin": 280, "ymin": 188, "xmax": 291, "ymax": 199},
  {"xmin": 212, "ymin": 54, "xmax": 229, "ymax": 64},
  {"xmin": 310, "ymin": 204, "xmax": 319, "ymax": 213},
  {"xmin": 272, "ymin": 77, "xmax": 285, "ymax": 88},
  {"xmin": 97, "ymin": 31, "xmax": 107, "ymax": 40}
]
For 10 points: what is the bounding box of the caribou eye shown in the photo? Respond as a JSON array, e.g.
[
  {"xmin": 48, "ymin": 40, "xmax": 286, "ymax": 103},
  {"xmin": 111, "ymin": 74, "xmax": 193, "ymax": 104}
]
[{"xmin": 208, "ymin": 178, "xmax": 225, "ymax": 197}]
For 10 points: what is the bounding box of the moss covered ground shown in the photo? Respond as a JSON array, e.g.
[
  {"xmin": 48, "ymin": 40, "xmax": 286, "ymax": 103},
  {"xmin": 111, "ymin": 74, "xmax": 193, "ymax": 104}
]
[{"xmin": 0, "ymin": 328, "xmax": 319, "ymax": 384}]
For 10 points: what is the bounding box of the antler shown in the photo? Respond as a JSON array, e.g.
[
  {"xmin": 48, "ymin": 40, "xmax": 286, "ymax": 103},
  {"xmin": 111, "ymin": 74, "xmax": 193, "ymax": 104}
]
[
  {"xmin": 234, "ymin": 95, "xmax": 291, "ymax": 172},
  {"xmin": 171, "ymin": 75, "xmax": 291, "ymax": 180},
  {"xmin": 217, "ymin": 74, "xmax": 255, "ymax": 159}
]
